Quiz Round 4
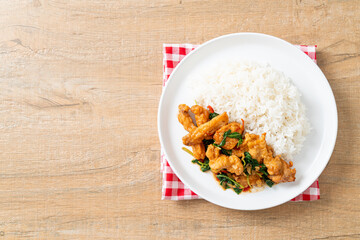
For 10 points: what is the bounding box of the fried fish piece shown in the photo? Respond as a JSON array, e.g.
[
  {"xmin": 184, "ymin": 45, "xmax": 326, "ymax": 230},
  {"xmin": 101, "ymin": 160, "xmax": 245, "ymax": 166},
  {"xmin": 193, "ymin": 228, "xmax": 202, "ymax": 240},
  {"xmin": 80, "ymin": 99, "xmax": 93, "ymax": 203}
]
[
  {"xmin": 232, "ymin": 133, "xmax": 273, "ymax": 164},
  {"xmin": 178, "ymin": 104, "xmax": 206, "ymax": 159},
  {"xmin": 209, "ymin": 155, "xmax": 244, "ymax": 176},
  {"xmin": 178, "ymin": 104, "xmax": 196, "ymax": 133},
  {"xmin": 192, "ymin": 143, "xmax": 206, "ymax": 160},
  {"xmin": 233, "ymin": 173, "xmax": 263, "ymax": 188},
  {"xmin": 213, "ymin": 122, "xmax": 244, "ymax": 150},
  {"xmin": 233, "ymin": 133, "xmax": 296, "ymax": 184},
  {"xmin": 190, "ymin": 105, "xmax": 210, "ymax": 126},
  {"xmin": 182, "ymin": 112, "xmax": 229, "ymax": 146},
  {"xmin": 205, "ymin": 144, "xmax": 221, "ymax": 160},
  {"xmin": 264, "ymin": 157, "xmax": 296, "ymax": 184},
  {"xmin": 206, "ymin": 145, "xmax": 244, "ymax": 175}
]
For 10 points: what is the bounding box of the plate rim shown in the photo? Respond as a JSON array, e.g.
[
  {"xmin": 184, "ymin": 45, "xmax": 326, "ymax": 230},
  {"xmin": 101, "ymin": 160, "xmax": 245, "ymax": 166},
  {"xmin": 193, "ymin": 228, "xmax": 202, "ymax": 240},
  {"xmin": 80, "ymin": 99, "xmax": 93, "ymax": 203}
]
[{"xmin": 157, "ymin": 32, "xmax": 338, "ymax": 210}]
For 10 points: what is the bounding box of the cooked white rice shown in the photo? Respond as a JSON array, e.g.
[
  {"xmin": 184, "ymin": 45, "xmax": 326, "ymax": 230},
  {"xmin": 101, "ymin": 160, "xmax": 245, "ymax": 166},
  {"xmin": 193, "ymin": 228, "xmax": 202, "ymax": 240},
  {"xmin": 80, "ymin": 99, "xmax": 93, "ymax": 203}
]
[{"xmin": 189, "ymin": 61, "xmax": 310, "ymax": 160}]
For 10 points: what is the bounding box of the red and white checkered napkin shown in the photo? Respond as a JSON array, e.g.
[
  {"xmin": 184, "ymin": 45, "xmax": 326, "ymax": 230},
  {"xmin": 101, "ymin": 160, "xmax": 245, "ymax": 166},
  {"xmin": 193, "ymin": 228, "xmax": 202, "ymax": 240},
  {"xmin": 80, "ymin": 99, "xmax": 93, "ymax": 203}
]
[{"xmin": 161, "ymin": 43, "xmax": 320, "ymax": 201}]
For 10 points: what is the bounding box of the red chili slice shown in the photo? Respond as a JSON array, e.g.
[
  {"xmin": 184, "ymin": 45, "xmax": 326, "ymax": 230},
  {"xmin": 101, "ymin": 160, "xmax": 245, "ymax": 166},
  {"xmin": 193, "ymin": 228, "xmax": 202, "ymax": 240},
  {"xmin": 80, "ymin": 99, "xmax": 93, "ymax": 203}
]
[{"xmin": 207, "ymin": 105, "xmax": 214, "ymax": 113}]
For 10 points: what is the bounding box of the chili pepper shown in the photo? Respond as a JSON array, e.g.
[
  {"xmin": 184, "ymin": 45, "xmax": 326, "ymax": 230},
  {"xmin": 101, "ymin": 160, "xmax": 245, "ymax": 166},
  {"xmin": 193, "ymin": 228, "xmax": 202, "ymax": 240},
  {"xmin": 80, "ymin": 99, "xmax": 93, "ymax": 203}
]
[{"xmin": 207, "ymin": 105, "xmax": 214, "ymax": 113}]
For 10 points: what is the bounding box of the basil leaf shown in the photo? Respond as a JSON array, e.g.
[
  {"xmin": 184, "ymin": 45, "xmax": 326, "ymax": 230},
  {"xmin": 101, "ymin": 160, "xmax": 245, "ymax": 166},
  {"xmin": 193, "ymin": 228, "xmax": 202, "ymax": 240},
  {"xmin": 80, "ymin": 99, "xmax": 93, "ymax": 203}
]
[
  {"xmin": 227, "ymin": 132, "xmax": 241, "ymax": 139},
  {"xmin": 234, "ymin": 187, "xmax": 242, "ymax": 195},
  {"xmin": 244, "ymin": 152, "xmax": 259, "ymax": 170},
  {"xmin": 224, "ymin": 130, "xmax": 231, "ymax": 136},
  {"xmin": 220, "ymin": 148, "xmax": 232, "ymax": 156},
  {"xmin": 192, "ymin": 158, "xmax": 210, "ymax": 172},
  {"xmin": 243, "ymin": 166, "xmax": 249, "ymax": 176},
  {"xmin": 214, "ymin": 130, "xmax": 231, "ymax": 147},
  {"xmin": 216, "ymin": 173, "xmax": 244, "ymax": 191},
  {"xmin": 201, "ymin": 165, "xmax": 210, "ymax": 172},
  {"xmin": 236, "ymin": 137, "xmax": 243, "ymax": 147},
  {"xmin": 209, "ymin": 112, "xmax": 219, "ymax": 120},
  {"xmin": 258, "ymin": 164, "xmax": 269, "ymax": 176},
  {"xmin": 214, "ymin": 130, "xmax": 242, "ymax": 148},
  {"xmin": 256, "ymin": 164, "xmax": 274, "ymax": 187},
  {"xmin": 265, "ymin": 179, "xmax": 274, "ymax": 187}
]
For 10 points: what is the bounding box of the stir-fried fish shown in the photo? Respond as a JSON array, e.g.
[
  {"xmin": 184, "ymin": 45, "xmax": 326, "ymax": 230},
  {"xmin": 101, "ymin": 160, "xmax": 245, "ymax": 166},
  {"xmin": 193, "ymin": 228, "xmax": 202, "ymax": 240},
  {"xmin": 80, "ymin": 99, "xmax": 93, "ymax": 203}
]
[
  {"xmin": 264, "ymin": 157, "xmax": 296, "ymax": 183},
  {"xmin": 178, "ymin": 104, "xmax": 197, "ymax": 133},
  {"xmin": 182, "ymin": 112, "xmax": 229, "ymax": 146},
  {"xmin": 205, "ymin": 143, "xmax": 220, "ymax": 160},
  {"xmin": 233, "ymin": 133, "xmax": 273, "ymax": 163},
  {"xmin": 178, "ymin": 104, "xmax": 297, "ymax": 194},
  {"xmin": 206, "ymin": 145, "xmax": 244, "ymax": 175},
  {"xmin": 190, "ymin": 105, "xmax": 210, "ymax": 126},
  {"xmin": 233, "ymin": 133, "xmax": 296, "ymax": 184},
  {"xmin": 191, "ymin": 142, "xmax": 206, "ymax": 160},
  {"xmin": 177, "ymin": 104, "xmax": 206, "ymax": 160},
  {"xmin": 233, "ymin": 173, "xmax": 263, "ymax": 188},
  {"xmin": 214, "ymin": 122, "xmax": 244, "ymax": 150}
]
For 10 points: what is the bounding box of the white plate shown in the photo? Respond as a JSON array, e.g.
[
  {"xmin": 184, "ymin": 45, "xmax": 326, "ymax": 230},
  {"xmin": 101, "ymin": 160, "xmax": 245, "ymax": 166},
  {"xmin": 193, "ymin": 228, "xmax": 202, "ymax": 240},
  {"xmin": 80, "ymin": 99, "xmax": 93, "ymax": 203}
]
[{"xmin": 158, "ymin": 33, "xmax": 338, "ymax": 210}]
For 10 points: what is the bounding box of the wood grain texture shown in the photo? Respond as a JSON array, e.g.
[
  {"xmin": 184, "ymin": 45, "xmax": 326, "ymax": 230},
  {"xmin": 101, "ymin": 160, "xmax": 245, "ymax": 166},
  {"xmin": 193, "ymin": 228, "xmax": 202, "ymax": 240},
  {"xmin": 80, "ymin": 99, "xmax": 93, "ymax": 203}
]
[{"xmin": 0, "ymin": 0, "xmax": 359, "ymax": 239}]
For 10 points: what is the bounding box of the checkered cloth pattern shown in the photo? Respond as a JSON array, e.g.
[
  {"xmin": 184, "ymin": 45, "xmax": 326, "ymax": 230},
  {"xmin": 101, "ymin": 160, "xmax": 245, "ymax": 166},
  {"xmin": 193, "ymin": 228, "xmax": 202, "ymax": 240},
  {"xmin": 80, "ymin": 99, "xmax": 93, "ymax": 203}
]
[{"xmin": 161, "ymin": 43, "xmax": 320, "ymax": 201}]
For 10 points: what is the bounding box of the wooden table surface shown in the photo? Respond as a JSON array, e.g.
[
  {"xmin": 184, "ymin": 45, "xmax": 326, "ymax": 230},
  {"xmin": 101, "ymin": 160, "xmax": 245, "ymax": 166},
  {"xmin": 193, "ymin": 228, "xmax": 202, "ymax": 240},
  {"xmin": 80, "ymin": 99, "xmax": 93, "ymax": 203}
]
[{"xmin": 0, "ymin": 0, "xmax": 359, "ymax": 239}]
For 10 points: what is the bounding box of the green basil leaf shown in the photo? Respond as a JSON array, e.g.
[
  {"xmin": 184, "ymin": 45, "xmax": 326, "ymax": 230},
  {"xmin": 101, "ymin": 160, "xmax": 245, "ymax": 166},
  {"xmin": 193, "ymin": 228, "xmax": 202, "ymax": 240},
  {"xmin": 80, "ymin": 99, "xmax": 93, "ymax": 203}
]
[
  {"xmin": 227, "ymin": 132, "xmax": 241, "ymax": 139},
  {"xmin": 201, "ymin": 165, "xmax": 210, "ymax": 172},
  {"xmin": 192, "ymin": 158, "xmax": 210, "ymax": 172},
  {"xmin": 216, "ymin": 173, "xmax": 244, "ymax": 191},
  {"xmin": 220, "ymin": 148, "xmax": 232, "ymax": 156},
  {"xmin": 265, "ymin": 179, "xmax": 274, "ymax": 187},
  {"xmin": 209, "ymin": 112, "xmax": 219, "ymax": 120},
  {"xmin": 244, "ymin": 152, "xmax": 259, "ymax": 170},
  {"xmin": 192, "ymin": 159, "xmax": 200, "ymax": 164},
  {"xmin": 234, "ymin": 187, "xmax": 242, "ymax": 194},
  {"xmin": 236, "ymin": 137, "xmax": 243, "ymax": 147}
]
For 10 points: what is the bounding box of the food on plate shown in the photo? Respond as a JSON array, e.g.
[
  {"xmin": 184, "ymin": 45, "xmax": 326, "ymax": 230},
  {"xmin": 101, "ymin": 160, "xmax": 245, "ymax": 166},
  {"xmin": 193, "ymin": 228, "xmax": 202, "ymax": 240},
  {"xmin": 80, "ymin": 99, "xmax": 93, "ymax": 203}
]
[
  {"xmin": 190, "ymin": 105, "xmax": 209, "ymax": 126},
  {"xmin": 178, "ymin": 104, "xmax": 205, "ymax": 160},
  {"xmin": 178, "ymin": 104, "xmax": 297, "ymax": 194},
  {"xmin": 182, "ymin": 112, "xmax": 228, "ymax": 146},
  {"xmin": 189, "ymin": 61, "xmax": 310, "ymax": 160},
  {"xmin": 178, "ymin": 104, "xmax": 197, "ymax": 133},
  {"xmin": 206, "ymin": 145, "xmax": 244, "ymax": 175},
  {"xmin": 213, "ymin": 122, "xmax": 244, "ymax": 150}
]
